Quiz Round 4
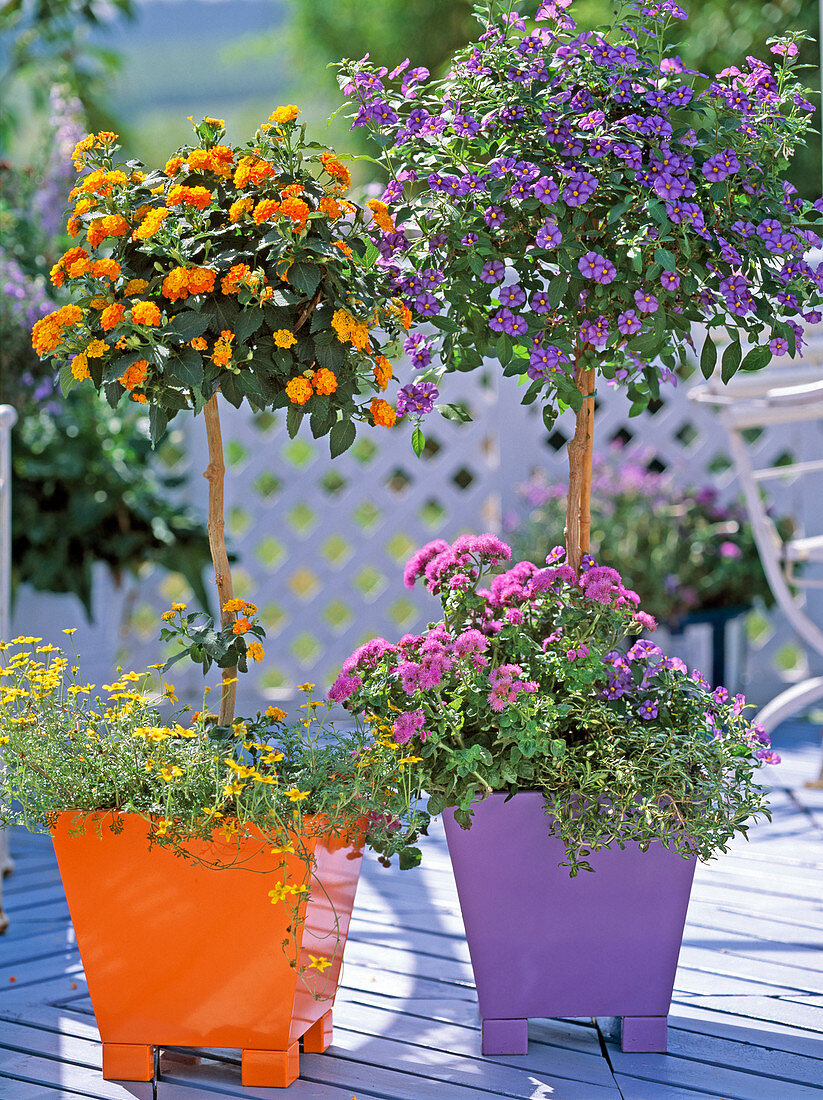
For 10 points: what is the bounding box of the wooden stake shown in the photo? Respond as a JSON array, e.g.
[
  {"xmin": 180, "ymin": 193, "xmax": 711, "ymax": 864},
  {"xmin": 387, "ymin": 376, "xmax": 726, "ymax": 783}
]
[
  {"xmin": 564, "ymin": 355, "xmax": 596, "ymax": 575},
  {"xmin": 203, "ymin": 394, "xmax": 236, "ymax": 725}
]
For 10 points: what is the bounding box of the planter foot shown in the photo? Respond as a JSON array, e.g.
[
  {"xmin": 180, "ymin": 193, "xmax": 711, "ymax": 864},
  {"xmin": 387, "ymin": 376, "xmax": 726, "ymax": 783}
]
[
  {"xmin": 621, "ymin": 1016, "xmax": 668, "ymax": 1053},
  {"xmin": 242, "ymin": 1043, "xmax": 299, "ymax": 1088},
  {"xmin": 482, "ymin": 1018, "xmax": 528, "ymax": 1056},
  {"xmin": 303, "ymin": 1009, "xmax": 333, "ymax": 1053},
  {"xmin": 102, "ymin": 1043, "xmax": 155, "ymax": 1081}
]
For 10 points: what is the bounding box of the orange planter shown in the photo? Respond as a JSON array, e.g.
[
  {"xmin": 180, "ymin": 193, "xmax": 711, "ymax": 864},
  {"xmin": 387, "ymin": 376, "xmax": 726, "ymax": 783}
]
[{"xmin": 51, "ymin": 811, "xmax": 364, "ymax": 1088}]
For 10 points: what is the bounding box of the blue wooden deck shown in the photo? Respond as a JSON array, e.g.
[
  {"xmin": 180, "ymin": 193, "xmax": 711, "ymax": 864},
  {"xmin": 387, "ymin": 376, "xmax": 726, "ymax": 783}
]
[{"xmin": 0, "ymin": 721, "xmax": 821, "ymax": 1098}]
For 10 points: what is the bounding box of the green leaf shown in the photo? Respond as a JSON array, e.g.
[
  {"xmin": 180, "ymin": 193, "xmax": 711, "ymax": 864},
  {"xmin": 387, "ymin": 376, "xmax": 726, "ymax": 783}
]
[
  {"xmin": 59, "ymin": 362, "xmax": 80, "ymax": 396},
  {"xmin": 165, "ymin": 311, "xmax": 210, "ymax": 341},
  {"xmin": 700, "ymin": 334, "xmax": 717, "ymax": 379},
  {"xmin": 315, "ymin": 339, "xmax": 346, "ymax": 372},
  {"xmin": 495, "ymin": 333, "xmax": 512, "ymax": 366},
  {"xmin": 721, "ymin": 338, "xmax": 742, "ymax": 384},
  {"xmin": 435, "ymin": 402, "xmax": 472, "ymax": 423},
  {"xmin": 329, "ymin": 418, "xmax": 355, "ymax": 457},
  {"xmin": 412, "ymin": 426, "xmax": 425, "ymax": 457},
  {"xmin": 288, "ymin": 262, "xmax": 322, "ymax": 297},
  {"xmin": 167, "ymin": 348, "xmax": 202, "ymax": 388},
  {"xmin": 550, "ymin": 738, "xmax": 567, "ymax": 758},
  {"xmin": 398, "ymin": 847, "xmax": 422, "ymax": 870},
  {"xmin": 149, "ymin": 404, "xmax": 168, "ymax": 446},
  {"xmin": 234, "ymin": 306, "xmax": 264, "ymax": 345},
  {"xmin": 220, "ymin": 374, "xmax": 243, "ymax": 408},
  {"xmin": 286, "ymin": 404, "xmax": 303, "ymax": 439},
  {"xmin": 654, "ymin": 247, "xmax": 676, "ymax": 271},
  {"xmin": 546, "ymin": 273, "xmax": 568, "ymax": 308},
  {"xmin": 739, "ymin": 343, "xmax": 772, "ymax": 373}
]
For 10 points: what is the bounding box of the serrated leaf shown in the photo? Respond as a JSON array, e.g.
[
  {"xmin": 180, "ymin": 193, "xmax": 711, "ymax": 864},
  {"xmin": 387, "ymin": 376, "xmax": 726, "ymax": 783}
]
[
  {"xmin": 315, "ymin": 339, "xmax": 346, "ymax": 371},
  {"xmin": 149, "ymin": 404, "xmax": 168, "ymax": 446},
  {"xmin": 233, "ymin": 306, "xmax": 264, "ymax": 345},
  {"xmin": 700, "ymin": 334, "xmax": 717, "ymax": 378},
  {"xmin": 721, "ymin": 338, "xmax": 742, "ymax": 384},
  {"xmin": 286, "ymin": 404, "xmax": 303, "ymax": 439},
  {"xmin": 288, "ymin": 262, "xmax": 322, "ymax": 297},
  {"xmin": 329, "ymin": 418, "xmax": 355, "ymax": 457},
  {"xmin": 59, "ymin": 362, "xmax": 80, "ymax": 396},
  {"xmin": 167, "ymin": 347, "xmax": 202, "ymax": 388},
  {"xmin": 165, "ymin": 311, "xmax": 211, "ymax": 341}
]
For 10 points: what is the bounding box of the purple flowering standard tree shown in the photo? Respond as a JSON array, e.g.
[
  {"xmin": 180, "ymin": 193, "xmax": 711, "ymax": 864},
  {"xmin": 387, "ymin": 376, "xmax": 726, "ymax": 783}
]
[{"xmin": 338, "ymin": 0, "xmax": 823, "ymax": 573}]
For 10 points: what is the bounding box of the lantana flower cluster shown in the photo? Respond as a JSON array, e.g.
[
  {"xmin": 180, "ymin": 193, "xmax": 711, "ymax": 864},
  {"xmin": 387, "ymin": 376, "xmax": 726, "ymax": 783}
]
[
  {"xmin": 339, "ymin": 1, "xmax": 823, "ymax": 431},
  {"xmin": 31, "ymin": 112, "xmax": 417, "ymax": 450},
  {"xmin": 329, "ymin": 533, "xmax": 776, "ymax": 873}
]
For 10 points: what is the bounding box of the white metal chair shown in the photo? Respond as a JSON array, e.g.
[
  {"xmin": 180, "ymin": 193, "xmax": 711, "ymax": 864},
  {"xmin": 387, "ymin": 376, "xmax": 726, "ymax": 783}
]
[{"xmin": 691, "ymin": 363, "xmax": 823, "ymax": 785}]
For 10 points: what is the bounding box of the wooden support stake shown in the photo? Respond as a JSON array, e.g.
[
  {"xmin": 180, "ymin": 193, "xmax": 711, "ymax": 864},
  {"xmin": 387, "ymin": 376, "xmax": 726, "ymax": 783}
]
[
  {"xmin": 564, "ymin": 355, "xmax": 596, "ymax": 575},
  {"xmin": 203, "ymin": 394, "xmax": 236, "ymax": 726}
]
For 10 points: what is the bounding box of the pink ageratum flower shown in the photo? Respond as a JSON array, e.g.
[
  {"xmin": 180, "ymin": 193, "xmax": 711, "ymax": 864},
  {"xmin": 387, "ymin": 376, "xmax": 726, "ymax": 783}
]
[
  {"xmin": 403, "ymin": 539, "xmax": 450, "ymax": 588},
  {"xmin": 393, "ymin": 709, "xmax": 427, "ymax": 744},
  {"xmin": 452, "ymin": 629, "xmax": 487, "ymax": 657},
  {"xmin": 327, "ymin": 671, "xmax": 362, "ymax": 702}
]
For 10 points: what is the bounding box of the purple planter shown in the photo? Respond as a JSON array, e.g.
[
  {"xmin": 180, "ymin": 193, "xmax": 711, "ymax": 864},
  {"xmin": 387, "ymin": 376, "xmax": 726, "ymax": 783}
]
[{"xmin": 443, "ymin": 791, "xmax": 696, "ymax": 1056}]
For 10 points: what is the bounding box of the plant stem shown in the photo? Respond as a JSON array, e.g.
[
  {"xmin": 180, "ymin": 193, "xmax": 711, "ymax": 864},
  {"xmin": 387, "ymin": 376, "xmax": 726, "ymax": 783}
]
[
  {"xmin": 564, "ymin": 352, "xmax": 596, "ymax": 574},
  {"xmin": 203, "ymin": 394, "xmax": 236, "ymax": 725}
]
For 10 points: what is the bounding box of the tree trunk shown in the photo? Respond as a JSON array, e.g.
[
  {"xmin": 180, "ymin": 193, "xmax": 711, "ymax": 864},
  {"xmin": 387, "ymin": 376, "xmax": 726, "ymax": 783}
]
[
  {"xmin": 203, "ymin": 394, "xmax": 237, "ymax": 725},
  {"xmin": 564, "ymin": 355, "xmax": 596, "ymax": 575}
]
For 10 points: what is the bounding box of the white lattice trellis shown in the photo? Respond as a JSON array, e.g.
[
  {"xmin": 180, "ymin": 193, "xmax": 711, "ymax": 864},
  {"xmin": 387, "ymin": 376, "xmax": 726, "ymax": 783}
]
[{"xmin": 14, "ymin": 341, "xmax": 823, "ymax": 712}]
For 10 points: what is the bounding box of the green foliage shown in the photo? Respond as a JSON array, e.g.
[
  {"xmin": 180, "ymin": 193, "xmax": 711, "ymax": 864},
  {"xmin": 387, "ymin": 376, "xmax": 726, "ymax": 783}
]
[
  {"xmin": 0, "ymin": 0, "xmax": 134, "ymax": 152},
  {"xmin": 11, "ymin": 391, "xmax": 213, "ymax": 617},
  {"xmin": 291, "ymin": 0, "xmax": 474, "ymax": 74},
  {"xmin": 510, "ymin": 450, "xmax": 794, "ymax": 626},
  {"xmin": 333, "ymin": 536, "xmax": 775, "ymax": 874}
]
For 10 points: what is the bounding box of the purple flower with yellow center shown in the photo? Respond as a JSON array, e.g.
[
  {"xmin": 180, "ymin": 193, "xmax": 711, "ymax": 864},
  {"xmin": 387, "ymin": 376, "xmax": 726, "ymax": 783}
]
[
  {"xmin": 535, "ymin": 221, "xmax": 562, "ymax": 249},
  {"xmin": 653, "ymin": 172, "xmax": 686, "ymax": 201},
  {"xmin": 614, "ymin": 143, "xmax": 643, "ymax": 170},
  {"xmin": 634, "ymin": 288, "xmax": 658, "ymax": 313},
  {"xmin": 703, "ymin": 151, "xmax": 736, "ymax": 181},
  {"xmin": 638, "ymin": 699, "xmax": 658, "ymax": 720},
  {"xmin": 561, "ymin": 169, "xmax": 597, "ymax": 207},
  {"xmin": 579, "ymin": 315, "xmax": 609, "ymax": 350},
  {"xmin": 579, "ymin": 109, "xmax": 605, "ymax": 130},
  {"xmin": 396, "ymin": 382, "xmax": 439, "ymax": 417},
  {"xmin": 532, "ymin": 176, "xmax": 559, "ymax": 203},
  {"xmin": 769, "ymin": 336, "xmax": 788, "ymax": 356},
  {"xmin": 530, "ymin": 289, "xmax": 553, "ymax": 313},
  {"xmin": 642, "ymin": 114, "xmax": 673, "ymax": 139},
  {"xmin": 484, "ymin": 206, "xmax": 505, "ymax": 228},
  {"xmin": 479, "ymin": 259, "xmax": 505, "ymax": 283},
  {"xmin": 404, "ymin": 333, "xmax": 432, "ymax": 368},
  {"xmin": 499, "ymin": 283, "xmax": 526, "ymax": 308},
  {"xmin": 421, "ymin": 268, "xmax": 445, "ymax": 288},
  {"xmin": 489, "ymin": 308, "xmax": 513, "ymax": 333},
  {"xmin": 528, "ymin": 344, "xmax": 563, "ymax": 378},
  {"xmin": 660, "ymin": 270, "xmax": 680, "ymax": 291},
  {"xmin": 617, "ymin": 309, "xmax": 642, "ymax": 335},
  {"xmin": 670, "ymin": 85, "xmax": 693, "ymax": 105},
  {"xmin": 578, "ymin": 250, "xmax": 616, "ymax": 284},
  {"xmin": 414, "ymin": 292, "xmax": 441, "ymax": 317},
  {"xmin": 461, "ymin": 232, "xmax": 479, "ymax": 246},
  {"xmin": 452, "ymin": 113, "xmax": 480, "ymax": 136}
]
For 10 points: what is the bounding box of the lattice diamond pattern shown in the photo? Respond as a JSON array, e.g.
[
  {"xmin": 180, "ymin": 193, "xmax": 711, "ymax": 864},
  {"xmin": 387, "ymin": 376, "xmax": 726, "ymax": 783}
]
[{"xmin": 20, "ymin": 339, "xmax": 823, "ymax": 714}]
